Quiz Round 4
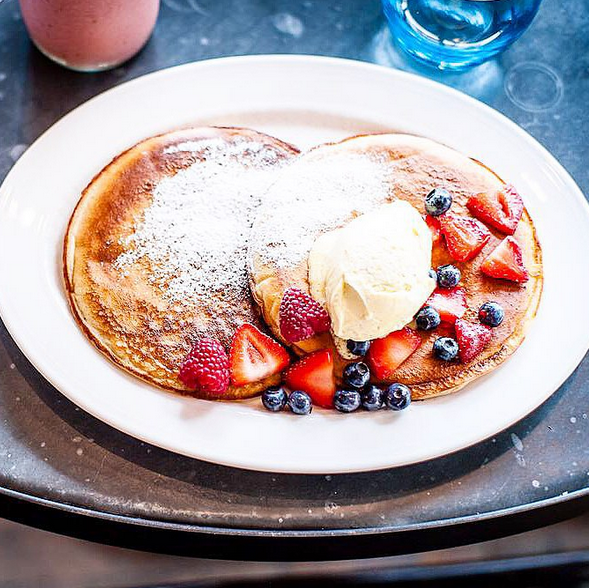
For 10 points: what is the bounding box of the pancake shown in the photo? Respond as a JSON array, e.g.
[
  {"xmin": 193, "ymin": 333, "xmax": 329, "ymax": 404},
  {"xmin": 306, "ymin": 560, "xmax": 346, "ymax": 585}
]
[
  {"xmin": 248, "ymin": 133, "xmax": 543, "ymax": 399},
  {"xmin": 64, "ymin": 126, "xmax": 299, "ymax": 399}
]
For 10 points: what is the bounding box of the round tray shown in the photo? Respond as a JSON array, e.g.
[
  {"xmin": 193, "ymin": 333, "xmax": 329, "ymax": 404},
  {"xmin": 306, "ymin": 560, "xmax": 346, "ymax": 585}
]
[{"xmin": 1, "ymin": 0, "xmax": 588, "ymax": 560}]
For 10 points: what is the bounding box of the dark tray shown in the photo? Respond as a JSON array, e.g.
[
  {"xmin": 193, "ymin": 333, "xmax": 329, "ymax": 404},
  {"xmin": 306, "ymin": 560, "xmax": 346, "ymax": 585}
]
[{"xmin": 0, "ymin": 0, "xmax": 588, "ymax": 560}]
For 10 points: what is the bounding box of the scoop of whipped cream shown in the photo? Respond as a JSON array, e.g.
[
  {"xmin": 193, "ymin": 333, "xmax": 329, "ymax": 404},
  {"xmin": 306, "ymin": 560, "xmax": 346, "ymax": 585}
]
[{"xmin": 308, "ymin": 200, "xmax": 436, "ymax": 341}]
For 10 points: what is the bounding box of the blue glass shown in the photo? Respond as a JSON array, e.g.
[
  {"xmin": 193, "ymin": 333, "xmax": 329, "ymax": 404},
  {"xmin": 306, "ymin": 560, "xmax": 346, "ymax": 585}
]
[{"xmin": 381, "ymin": 0, "xmax": 542, "ymax": 71}]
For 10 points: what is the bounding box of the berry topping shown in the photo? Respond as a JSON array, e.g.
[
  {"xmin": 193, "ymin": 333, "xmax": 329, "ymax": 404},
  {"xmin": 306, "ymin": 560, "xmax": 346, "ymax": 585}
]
[
  {"xmin": 439, "ymin": 214, "xmax": 491, "ymax": 262},
  {"xmin": 429, "ymin": 268, "xmax": 437, "ymax": 280},
  {"xmin": 361, "ymin": 385, "xmax": 384, "ymax": 411},
  {"xmin": 455, "ymin": 318, "xmax": 492, "ymax": 363},
  {"xmin": 279, "ymin": 287, "xmax": 331, "ymax": 343},
  {"xmin": 478, "ymin": 301, "xmax": 505, "ymax": 327},
  {"xmin": 433, "ymin": 337, "xmax": 459, "ymax": 361},
  {"xmin": 426, "ymin": 287, "xmax": 467, "ymax": 324},
  {"xmin": 288, "ymin": 390, "xmax": 313, "ymax": 415},
  {"xmin": 229, "ymin": 324, "xmax": 290, "ymax": 387},
  {"xmin": 334, "ymin": 389, "xmax": 362, "ymax": 413},
  {"xmin": 366, "ymin": 327, "xmax": 421, "ymax": 380},
  {"xmin": 284, "ymin": 349, "xmax": 336, "ymax": 409},
  {"xmin": 262, "ymin": 386, "xmax": 288, "ymax": 412},
  {"xmin": 415, "ymin": 305, "xmax": 441, "ymax": 331},
  {"xmin": 178, "ymin": 338, "xmax": 230, "ymax": 395},
  {"xmin": 343, "ymin": 361, "xmax": 371, "ymax": 389},
  {"xmin": 425, "ymin": 187, "xmax": 452, "ymax": 217},
  {"xmin": 467, "ymin": 184, "xmax": 524, "ymax": 235},
  {"xmin": 384, "ymin": 383, "xmax": 412, "ymax": 411},
  {"xmin": 346, "ymin": 339, "xmax": 371, "ymax": 356},
  {"xmin": 480, "ymin": 237, "xmax": 529, "ymax": 283},
  {"xmin": 436, "ymin": 264, "xmax": 461, "ymax": 288},
  {"xmin": 425, "ymin": 214, "xmax": 443, "ymax": 245}
]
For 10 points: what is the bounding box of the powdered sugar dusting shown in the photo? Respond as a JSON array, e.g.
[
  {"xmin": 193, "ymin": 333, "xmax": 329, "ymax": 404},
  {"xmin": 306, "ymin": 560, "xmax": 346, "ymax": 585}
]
[
  {"xmin": 114, "ymin": 137, "xmax": 286, "ymax": 303},
  {"xmin": 250, "ymin": 150, "xmax": 390, "ymax": 269}
]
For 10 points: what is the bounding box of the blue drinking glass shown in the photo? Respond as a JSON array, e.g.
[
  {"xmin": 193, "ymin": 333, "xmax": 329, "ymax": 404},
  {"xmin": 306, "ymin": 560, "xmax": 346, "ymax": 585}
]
[{"xmin": 381, "ymin": 0, "xmax": 543, "ymax": 71}]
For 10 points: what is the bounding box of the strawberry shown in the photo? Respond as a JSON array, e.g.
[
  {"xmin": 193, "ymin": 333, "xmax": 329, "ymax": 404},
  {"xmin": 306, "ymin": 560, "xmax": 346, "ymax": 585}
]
[
  {"xmin": 179, "ymin": 338, "xmax": 230, "ymax": 395},
  {"xmin": 480, "ymin": 236, "xmax": 529, "ymax": 283},
  {"xmin": 279, "ymin": 288, "xmax": 331, "ymax": 343},
  {"xmin": 366, "ymin": 327, "xmax": 421, "ymax": 380},
  {"xmin": 284, "ymin": 349, "xmax": 335, "ymax": 408},
  {"xmin": 467, "ymin": 184, "xmax": 524, "ymax": 235},
  {"xmin": 426, "ymin": 287, "xmax": 467, "ymax": 324},
  {"xmin": 455, "ymin": 319, "xmax": 492, "ymax": 363},
  {"xmin": 229, "ymin": 324, "xmax": 290, "ymax": 387},
  {"xmin": 439, "ymin": 214, "xmax": 491, "ymax": 262},
  {"xmin": 424, "ymin": 214, "xmax": 442, "ymax": 245}
]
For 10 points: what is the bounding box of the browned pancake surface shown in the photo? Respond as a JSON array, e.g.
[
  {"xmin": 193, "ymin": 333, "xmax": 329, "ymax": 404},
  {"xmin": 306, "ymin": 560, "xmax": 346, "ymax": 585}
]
[
  {"xmin": 248, "ymin": 133, "xmax": 543, "ymax": 398},
  {"xmin": 64, "ymin": 127, "xmax": 299, "ymax": 398}
]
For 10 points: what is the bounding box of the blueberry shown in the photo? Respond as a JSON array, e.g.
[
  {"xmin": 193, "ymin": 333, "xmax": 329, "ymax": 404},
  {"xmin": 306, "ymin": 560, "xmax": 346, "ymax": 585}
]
[
  {"xmin": 334, "ymin": 389, "xmax": 362, "ymax": 413},
  {"xmin": 262, "ymin": 386, "xmax": 288, "ymax": 412},
  {"xmin": 429, "ymin": 268, "xmax": 437, "ymax": 280},
  {"xmin": 288, "ymin": 390, "xmax": 312, "ymax": 415},
  {"xmin": 479, "ymin": 301, "xmax": 504, "ymax": 327},
  {"xmin": 415, "ymin": 305, "xmax": 441, "ymax": 331},
  {"xmin": 384, "ymin": 383, "xmax": 412, "ymax": 411},
  {"xmin": 425, "ymin": 187, "xmax": 452, "ymax": 217},
  {"xmin": 346, "ymin": 339, "xmax": 371, "ymax": 356},
  {"xmin": 343, "ymin": 361, "xmax": 370, "ymax": 388},
  {"xmin": 361, "ymin": 385, "xmax": 384, "ymax": 411},
  {"xmin": 437, "ymin": 264, "xmax": 461, "ymax": 288},
  {"xmin": 433, "ymin": 337, "xmax": 459, "ymax": 361}
]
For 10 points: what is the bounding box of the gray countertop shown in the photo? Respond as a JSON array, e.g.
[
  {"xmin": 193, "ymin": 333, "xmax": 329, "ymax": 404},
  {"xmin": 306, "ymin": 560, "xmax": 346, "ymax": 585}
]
[{"xmin": 0, "ymin": 0, "xmax": 588, "ymax": 559}]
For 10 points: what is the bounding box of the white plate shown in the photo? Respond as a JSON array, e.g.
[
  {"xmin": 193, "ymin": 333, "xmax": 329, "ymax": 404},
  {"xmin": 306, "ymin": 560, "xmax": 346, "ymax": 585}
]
[{"xmin": 0, "ymin": 56, "xmax": 587, "ymax": 474}]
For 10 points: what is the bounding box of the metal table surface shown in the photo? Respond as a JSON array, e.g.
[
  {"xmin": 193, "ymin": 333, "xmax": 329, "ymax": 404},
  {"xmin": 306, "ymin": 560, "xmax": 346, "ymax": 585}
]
[{"xmin": 0, "ymin": 0, "xmax": 588, "ymax": 560}]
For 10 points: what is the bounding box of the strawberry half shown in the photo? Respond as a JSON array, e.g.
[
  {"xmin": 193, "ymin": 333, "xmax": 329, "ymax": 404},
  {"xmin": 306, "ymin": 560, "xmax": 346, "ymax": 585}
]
[
  {"xmin": 467, "ymin": 184, "xmax": 524, "ymax": 235},
  {"xmin": 426, "ymin": 287, "xmax": 467, "ymax": 324},
  {"xmin": 229, "ymin": 324, "xmax": 290, "ymax": 387},
  {"xmin": 284, "ymin": 349, "xmax": 335, "ymax": 408},
  {"xmin": 366, "ymin": 327, "xmax": 421, "ymax": 380},
  {"xmin": 439, "ymin": 214, "xmax": 491, "ymax": 262},
  {"xmin": 424, "ymin": 214, "xmax": 442, "ymax": 246},
  {"xmin": 279, "ymin": 288, "xmax": 331, "ymax": 343},
  {"xmin": 480, "ymin": 236, "xmax": 529, "ymax": 283},
  {"xmin": 455, "ymin": 319, "xmax": 492, "ymax": 363}
]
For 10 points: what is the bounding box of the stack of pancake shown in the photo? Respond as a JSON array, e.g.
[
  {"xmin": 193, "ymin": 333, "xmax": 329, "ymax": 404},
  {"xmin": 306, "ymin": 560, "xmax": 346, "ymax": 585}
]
[
  {"xmin": 64, "ymin": 127, "xmax": 299, "ymax": 398},
  {"xmin": 64, "ymin": 127, "xmax": 542, "ymax": 401}
]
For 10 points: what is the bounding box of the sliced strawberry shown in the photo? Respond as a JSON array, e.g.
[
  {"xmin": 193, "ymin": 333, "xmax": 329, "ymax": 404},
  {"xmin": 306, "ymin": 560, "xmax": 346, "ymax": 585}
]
[
  {"xmin": 426, "ymin": 287, "xmax": 467, "ymax": 324},
  {"xmin": 467, "ymin": 184, "xmax": 524, "ymax": 235},
  {"xmin": 284, "ymin": 349, "xmax": 335, "ymax": 408},
  {"xmin": 455, "ymin": 319, "xmax": 492, "ymax": 363},
  {"xmin": 366, "ymin": 327, "xmax": 421, "ymax": 380},
  {"xmin": 229, "ymin": 324, "xmax": 290, "ymax": 387},
  {"xmin": 424, "ymin": 214, "xmax": 442, "ymax": 245},
  {"xmin": 439, "ymin": 214, "xmax": 491, "ymax": 262},
  {"xmin": 480, "ymin": 236, "xmax": 529, "ymax": 283}
]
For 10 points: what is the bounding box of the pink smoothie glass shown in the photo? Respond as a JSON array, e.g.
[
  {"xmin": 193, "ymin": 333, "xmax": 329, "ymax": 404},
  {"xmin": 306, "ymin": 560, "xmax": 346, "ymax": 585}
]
[{"xmin": 19, "ymin": 0, "xmax": 160, "ymax": 72}]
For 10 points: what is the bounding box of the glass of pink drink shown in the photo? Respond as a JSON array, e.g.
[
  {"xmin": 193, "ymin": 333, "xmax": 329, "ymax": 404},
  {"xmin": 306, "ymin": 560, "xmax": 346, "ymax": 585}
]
[{"xmin": 19, "ymin": 0, "xmax": 160, "ymax": 72}]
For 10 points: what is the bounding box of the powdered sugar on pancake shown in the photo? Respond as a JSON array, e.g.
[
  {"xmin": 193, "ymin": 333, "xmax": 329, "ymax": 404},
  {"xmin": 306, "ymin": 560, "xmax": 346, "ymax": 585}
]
[
  {"xmin": 250, "ymin": 150, "xmax": 390, "ymax": 269},
  {"xmin": 114, "ymin": 137, "xmax": 287, "ymax": 303}
]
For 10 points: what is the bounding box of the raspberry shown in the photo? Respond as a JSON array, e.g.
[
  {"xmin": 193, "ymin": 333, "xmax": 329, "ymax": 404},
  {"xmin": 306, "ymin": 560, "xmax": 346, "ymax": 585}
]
[
  {"xmin": 279, "ymin": 287, "xmax": 330, "ymax": 343},
  {"xmin": 178, "ymin": 338, "xmax": 230, "ymax": 395}
]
